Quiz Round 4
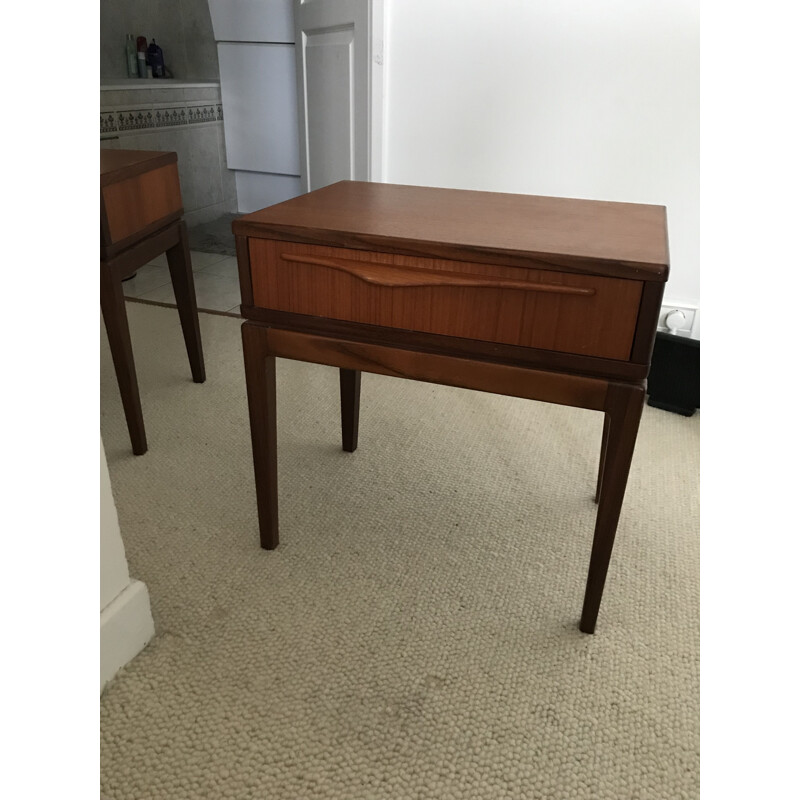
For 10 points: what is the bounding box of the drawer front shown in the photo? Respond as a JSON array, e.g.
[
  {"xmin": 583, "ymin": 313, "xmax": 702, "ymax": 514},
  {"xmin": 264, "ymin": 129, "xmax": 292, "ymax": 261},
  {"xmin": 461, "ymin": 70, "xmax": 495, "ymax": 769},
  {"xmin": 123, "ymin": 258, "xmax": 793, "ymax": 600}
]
[
  {"xmin": 249, "ymin": 240, "xmax": 643, "ymax": 360},
  {"xmin": 101, "ymin": 163, "xmax": 182, "ymax": 248}
]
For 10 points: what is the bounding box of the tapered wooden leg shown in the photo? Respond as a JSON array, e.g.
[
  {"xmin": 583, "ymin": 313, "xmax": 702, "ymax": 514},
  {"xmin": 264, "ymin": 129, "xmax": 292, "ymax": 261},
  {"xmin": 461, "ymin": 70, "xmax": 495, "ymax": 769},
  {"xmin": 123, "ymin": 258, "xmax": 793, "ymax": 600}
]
[
  {"xmin": 595, "ymin": 411, "xmax": 611, "ymax": 503},
  {"xmin": 339, "ymin": 368, "xmax": 361, "ymax": 452},
  {"xmin": 580, "ymin": 382, "xmax": 645, "ymax": 633},
  {"xmin": 101, "ymin": 265, "xmax": 147, "ymax": 455},
  {"xmin": 167, "ymin": 221, "xmax": 206, "ymax": 383},
  {"xmin": 242, "ymin": 322, "xmax": 279, "ymax": 549}
]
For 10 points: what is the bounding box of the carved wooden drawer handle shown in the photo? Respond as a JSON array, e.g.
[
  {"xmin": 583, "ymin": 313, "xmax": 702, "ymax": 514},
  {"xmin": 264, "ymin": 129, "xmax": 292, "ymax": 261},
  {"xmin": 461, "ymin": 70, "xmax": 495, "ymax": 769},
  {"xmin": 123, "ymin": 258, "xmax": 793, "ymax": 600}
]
[{"xmin": 280, "ymin": 253, "xmax": 596, "ymax": 296}]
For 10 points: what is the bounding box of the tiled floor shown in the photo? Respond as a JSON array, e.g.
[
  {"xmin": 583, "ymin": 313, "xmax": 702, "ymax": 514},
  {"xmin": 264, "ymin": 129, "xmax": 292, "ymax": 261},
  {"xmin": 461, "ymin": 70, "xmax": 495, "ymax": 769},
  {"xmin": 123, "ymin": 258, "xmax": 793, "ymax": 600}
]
[{"xmin": 123, "ymin": 251, "xmax": 242, "ymax": 315}]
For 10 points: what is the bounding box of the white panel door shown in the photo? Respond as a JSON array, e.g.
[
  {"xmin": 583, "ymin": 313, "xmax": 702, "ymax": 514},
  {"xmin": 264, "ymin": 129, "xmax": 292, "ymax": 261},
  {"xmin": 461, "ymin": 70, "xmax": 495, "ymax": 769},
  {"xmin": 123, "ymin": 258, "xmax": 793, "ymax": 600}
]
[
  {"xmin": 217, "ymin": 42, "xmax": 301, "ymax": 175},
  {"xmin": 294, "ymin": 0, "xmax": 383, "ymax": 192}
]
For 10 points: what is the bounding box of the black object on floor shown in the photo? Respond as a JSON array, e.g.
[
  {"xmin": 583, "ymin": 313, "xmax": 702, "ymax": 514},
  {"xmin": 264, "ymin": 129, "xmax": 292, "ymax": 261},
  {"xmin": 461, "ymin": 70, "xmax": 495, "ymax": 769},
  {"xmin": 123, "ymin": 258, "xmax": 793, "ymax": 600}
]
[
  {"xmin": 646, "ymin": 332, "xmax": 700, "ymax": 416},
  {"xmin": 187, "ymin": 213, "xmax": 241, "ymax": 257}
]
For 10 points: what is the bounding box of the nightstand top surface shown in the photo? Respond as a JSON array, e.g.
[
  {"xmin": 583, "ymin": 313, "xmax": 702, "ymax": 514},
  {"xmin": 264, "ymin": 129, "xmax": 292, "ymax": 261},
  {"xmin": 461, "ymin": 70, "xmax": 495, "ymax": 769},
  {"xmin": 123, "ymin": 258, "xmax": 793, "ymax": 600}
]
[
  {"xmin": 101, "ymin": 149, "xmax": 177, "ymax": 186},
  {"xmin": 234, "ymin": 180, "xmax": 669, "ymax": 280}
]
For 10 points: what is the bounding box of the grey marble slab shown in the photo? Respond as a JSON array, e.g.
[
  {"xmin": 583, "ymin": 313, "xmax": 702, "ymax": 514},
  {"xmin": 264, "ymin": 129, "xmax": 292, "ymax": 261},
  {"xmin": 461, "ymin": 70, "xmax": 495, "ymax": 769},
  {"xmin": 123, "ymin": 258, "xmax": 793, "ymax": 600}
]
[
  {"xmin": 183, "ymin": 86, "xmax": 220, "ymax": 103},
  {"xmin": 150, "ymin": 87, "xmax": 186, "ymax": 103},
  {"xmin": 183, "ymin": 202, "xmax": 230, "ymax": 229},
  {"xmin": 155, "ymin": 3, "xmax": 187, "ymax": 79},
  {"xmin": 218, "ymin": 127, "xmax": 238, "ymax": 211},
  {"xmin": 100, "ymin": 90, "xmax": 128, "ymax": 108},
  {"xmin": 181, "ymin": 0, "xmax": 220, "ymax": 81},
  {"xmin": 177, "ymin": 125, "xmax": 223, "ymax": 210},
  {"xmin": 112, "ymin": 89, "xmax": 156, "ymax": 106}
]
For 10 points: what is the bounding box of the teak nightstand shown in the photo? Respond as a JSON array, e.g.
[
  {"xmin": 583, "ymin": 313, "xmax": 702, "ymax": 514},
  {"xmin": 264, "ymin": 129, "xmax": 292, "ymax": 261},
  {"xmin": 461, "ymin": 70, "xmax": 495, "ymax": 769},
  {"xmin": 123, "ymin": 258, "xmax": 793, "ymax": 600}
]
[
  {"xmin": 101, "ymin": 149, "xmax": 205, "ymax": 455},
  {"xmin": 233, "ymin": 181, "xmax": 668, "ymax": 633}
]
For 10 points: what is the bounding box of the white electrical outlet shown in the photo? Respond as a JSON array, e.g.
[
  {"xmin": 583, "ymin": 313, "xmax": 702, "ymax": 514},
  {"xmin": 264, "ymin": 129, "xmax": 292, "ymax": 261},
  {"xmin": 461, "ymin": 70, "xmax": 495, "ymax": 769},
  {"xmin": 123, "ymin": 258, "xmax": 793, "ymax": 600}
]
[{"xmin": 657, "ymin": 304, "xmax": 697, "ymax": 337}]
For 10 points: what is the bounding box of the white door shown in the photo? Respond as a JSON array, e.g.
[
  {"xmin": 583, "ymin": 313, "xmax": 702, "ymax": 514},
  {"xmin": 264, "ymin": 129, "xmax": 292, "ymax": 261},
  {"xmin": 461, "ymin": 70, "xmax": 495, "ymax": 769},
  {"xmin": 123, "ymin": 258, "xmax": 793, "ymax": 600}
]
[{"xmin": 293, "ymin": 0, "xmax": 384, "ymax": 192}]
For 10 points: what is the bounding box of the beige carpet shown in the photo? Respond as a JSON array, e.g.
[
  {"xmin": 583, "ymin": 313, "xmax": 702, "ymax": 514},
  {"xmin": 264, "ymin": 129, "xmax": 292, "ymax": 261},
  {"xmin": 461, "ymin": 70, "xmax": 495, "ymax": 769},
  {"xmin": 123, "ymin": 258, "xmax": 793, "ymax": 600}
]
[{"xmin": 100, "ymin": 301, "xmax": 699, "ymax": 800}]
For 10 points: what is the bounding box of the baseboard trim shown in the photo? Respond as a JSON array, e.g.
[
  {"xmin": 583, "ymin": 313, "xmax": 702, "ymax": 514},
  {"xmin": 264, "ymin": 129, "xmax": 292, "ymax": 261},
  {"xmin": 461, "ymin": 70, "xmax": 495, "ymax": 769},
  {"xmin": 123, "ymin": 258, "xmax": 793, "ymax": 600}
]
[{"xmin": 100, "ymin": 580, "xmax": 155, "ymax": 693}]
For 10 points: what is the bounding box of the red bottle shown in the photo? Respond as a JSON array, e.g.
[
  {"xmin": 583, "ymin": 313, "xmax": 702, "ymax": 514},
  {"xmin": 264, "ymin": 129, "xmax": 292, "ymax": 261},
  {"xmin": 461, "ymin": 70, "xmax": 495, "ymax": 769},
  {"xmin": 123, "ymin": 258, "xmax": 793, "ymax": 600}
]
[{"xmin": 136, "ymin": 36, "xmax": 147, "ymax": 77}]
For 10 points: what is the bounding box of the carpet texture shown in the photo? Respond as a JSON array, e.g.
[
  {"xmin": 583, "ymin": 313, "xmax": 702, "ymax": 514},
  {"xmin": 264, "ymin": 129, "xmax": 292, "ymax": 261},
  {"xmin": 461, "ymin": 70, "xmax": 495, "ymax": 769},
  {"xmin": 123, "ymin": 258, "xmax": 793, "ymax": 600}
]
[{"xmin": 100, "ymin": 302, "xmax": 700, "ymax": 800}]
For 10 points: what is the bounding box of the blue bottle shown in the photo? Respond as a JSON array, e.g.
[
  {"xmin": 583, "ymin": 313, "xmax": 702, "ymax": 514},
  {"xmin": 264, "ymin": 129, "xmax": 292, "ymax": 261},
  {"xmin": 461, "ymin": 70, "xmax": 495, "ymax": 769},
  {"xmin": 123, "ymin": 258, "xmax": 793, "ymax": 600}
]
[{"xmin": 147, "ymin": 39, "xmax": 165, "ymax": 78}]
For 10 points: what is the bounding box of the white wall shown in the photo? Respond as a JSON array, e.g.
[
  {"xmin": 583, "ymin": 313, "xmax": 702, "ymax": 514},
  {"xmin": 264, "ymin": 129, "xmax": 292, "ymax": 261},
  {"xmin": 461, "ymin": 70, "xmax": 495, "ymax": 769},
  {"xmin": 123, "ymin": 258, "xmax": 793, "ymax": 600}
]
[
  {"xmin": 100, "ymin": 439, "xmax": 155, "ymax": 692},
  {"xmin": 384, "ymin": 0, "xmax": 699, "ymax": 311}
]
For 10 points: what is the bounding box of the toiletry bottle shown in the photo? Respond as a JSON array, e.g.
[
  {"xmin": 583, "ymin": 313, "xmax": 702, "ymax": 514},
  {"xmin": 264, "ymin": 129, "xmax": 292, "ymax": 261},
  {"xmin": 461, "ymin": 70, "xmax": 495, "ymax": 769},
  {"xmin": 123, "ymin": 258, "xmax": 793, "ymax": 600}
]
[
  {"xmin": 126, "ymin": 34, "xmax": 137, "ymax": 78},
  {"xmin": 147, "ymin": 39, "xmax": 165, "ymax": 78},
  {"xmin": 137, "ymin": 36, "xmax": 148, "ymax": 78}
]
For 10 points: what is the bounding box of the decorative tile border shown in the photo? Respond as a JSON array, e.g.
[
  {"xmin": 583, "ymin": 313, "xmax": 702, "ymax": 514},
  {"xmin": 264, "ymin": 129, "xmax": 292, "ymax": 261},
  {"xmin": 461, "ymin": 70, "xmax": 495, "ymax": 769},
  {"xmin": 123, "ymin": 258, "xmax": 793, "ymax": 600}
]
[
  {"xmin": 155, "ymin": 107, "xmax": 188, "ymax": 128},
  {"xmin": 100, "ymin": 112, "xmax": 117, "ymax": 135},
  {"xmin": 117, "ymin": 109, "xmax": 155, "ymax": 131},
  {"xmin": 186, "ymin": 105, "xmax": 217, "ymax": 124},
  {"xmin": 100, "ymin": 98, "xmax": 223, "ymax": 136}
]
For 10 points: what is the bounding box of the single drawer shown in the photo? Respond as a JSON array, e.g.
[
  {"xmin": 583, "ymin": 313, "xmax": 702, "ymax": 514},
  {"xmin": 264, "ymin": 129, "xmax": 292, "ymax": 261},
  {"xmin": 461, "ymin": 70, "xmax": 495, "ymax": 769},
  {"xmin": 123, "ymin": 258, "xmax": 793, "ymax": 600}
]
[
  {"xmin": 101, "ymin": 162, "xmax": 183, "ymax": 251},
  {"xmin": 249, "ymin": 239, "xmax": 643, "ymax": 360}
]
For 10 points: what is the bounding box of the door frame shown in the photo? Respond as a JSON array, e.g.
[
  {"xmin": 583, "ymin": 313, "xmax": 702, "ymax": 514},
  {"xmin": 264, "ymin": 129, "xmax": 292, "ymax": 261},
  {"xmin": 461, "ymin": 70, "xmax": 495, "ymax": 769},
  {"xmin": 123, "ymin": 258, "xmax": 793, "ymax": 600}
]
[
  {"xmin": 368, "ymin": 0, "xmax": 385, "ymax": 184},
  {"xmin": 293, "ymin": 0, "xmax": 385, "ymax": 192}
]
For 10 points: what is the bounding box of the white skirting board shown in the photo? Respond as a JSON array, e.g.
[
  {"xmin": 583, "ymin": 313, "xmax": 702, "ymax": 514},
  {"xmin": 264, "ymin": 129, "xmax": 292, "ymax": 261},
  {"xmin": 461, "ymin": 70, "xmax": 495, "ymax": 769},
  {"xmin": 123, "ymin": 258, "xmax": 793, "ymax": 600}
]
[{"xmin": 100, "ymin": 580, "xmax": 155, "ymax": 693}]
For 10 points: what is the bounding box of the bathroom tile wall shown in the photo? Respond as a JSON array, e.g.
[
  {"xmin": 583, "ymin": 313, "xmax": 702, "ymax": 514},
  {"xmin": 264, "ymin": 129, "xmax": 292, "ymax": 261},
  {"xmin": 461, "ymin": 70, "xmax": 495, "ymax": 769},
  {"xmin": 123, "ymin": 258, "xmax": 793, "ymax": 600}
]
[
  {"xmin": 101, "ymin": 84, "xmax": 237, "ymax": 226},
  {"xmin": 182, "ymin": 0, "xmax": 221, "ymax": 81},
  {"xmin": 101, "ymin": 0, "xmax": 219, "ymax": 81}
]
